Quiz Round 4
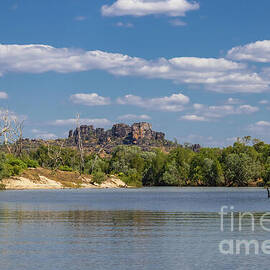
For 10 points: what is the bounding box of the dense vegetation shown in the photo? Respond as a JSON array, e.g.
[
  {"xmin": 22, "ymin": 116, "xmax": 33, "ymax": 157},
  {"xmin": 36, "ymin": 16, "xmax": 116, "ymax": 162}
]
[{"xmin": 1, "ymin": 137, "xmax": 270, "ymax": 187}]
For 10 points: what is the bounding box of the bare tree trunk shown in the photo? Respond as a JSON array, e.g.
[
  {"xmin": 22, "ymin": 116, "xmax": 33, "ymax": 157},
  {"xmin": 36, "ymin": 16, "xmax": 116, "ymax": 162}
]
[
  {"xmin": 47, "ymin": 141, "xmax": 64, "ymax": 171},
  {"xmin": 91, "ymin": 141, "xmax": 114, "ymax": 174},
  {"xmin": 76, "ymin": 114, "xmax": 85, "ymax": 175},
  {"xmin": 0, "ymin": 110, "xmax": 24, "ymax": 155},
  {"xmin": 14, "ymin": 121, "xmax": 24, "ymax": 157}
]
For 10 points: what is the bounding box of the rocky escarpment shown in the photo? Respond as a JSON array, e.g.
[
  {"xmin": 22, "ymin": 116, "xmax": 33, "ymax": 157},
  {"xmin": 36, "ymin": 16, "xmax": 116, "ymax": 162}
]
[
  {"xmin": 67, "ymin": 122, "xmax": 169, "ymax": 149},
  {"xmin": 17, "ymin": 122, "xmax": 201, "ymax": 154}
]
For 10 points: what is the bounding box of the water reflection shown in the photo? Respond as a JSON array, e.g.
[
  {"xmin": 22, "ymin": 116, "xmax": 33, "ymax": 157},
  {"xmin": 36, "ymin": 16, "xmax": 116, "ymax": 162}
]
[
  {"xmin": 0, "ymin": 207, "xmax": 221, "ymax": 228},
  {"xmin": 1, "ymin": 188, "xmax": 270, "ymax": 270},
  {"xmin": 0, "ymin": 209, "xmax": 222, "ymax": 270}
]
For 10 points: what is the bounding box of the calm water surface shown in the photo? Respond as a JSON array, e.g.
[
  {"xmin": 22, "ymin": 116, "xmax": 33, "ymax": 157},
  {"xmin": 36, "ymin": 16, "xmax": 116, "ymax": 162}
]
[{"xmin": 0, "ymin": 187, "xmax": 270, "ymax": 270}]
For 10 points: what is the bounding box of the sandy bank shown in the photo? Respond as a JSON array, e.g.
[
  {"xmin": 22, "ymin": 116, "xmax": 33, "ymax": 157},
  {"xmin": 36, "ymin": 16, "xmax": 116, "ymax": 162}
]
[{"xmin": 1, "ymin": 168, "xmax": 127, "ymax": 190}]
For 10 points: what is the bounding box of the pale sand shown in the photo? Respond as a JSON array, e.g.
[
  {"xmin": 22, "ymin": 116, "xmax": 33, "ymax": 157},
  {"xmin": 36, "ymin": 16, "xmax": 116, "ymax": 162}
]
[{"xmin": 1, "ymin": 174, "xmax": 127, "ymax": 190}]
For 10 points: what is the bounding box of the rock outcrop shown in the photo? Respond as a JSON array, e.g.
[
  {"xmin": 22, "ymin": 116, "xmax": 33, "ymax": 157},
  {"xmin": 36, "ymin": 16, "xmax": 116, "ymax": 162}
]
[
  {"xmin": 68, "ymin": 122, "xmax": 167, "ymax": 148},
  {"xmin": 17, "ymin": 122, "xmax": 201, "ymax": 154}
]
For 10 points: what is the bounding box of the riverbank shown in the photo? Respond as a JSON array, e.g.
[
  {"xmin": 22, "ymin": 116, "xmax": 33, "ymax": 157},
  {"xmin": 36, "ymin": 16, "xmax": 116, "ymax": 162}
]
[
  {"xmin": 0, "ymin": 167, "xmax": 264, "ymax": 190},
  {"xmin": 0, "ymin": 168, "xmax": 127, "ymax": 190}
]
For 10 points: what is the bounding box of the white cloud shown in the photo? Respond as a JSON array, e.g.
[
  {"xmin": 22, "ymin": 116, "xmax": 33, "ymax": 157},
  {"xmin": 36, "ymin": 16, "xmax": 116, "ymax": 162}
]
[
  {"xmin": 181, "ymin": 114, "xmax": 208, "ymax": 121},
  {"xmin": 255, "ymin": 121, "xmax": 270, "ymax": 127},
  {"xmin": 31, "ymin": 129, "xmax": 57, "ymax": 140},
  {"xmin": 178, "ymin": 134, "xmax": 230, "ymax": 147},
  {"xmin": 116, "ymin": 22, "xmax": 134, "ymax": 28},
  {"xmin": 118, "ymin": 114, "xmax": 151, "ymax": 120},
  {"xmin": 226, "ymin": 137, "xmax": 238, "ymax": 144},
  {"xmin": 227, "ymin": 40, "xmax": 270, "ymax": 63},
  {"xmin": 193, "ymin": 103, "xmax": 204, "ymax": 110},
  {"xmin": 169, "ymin": 19, "xmax": 186, "ymax": 26},
  {"xmin": 247, "ymin": 121, "xmax": 270, "ymax": 139},
  {"xmin": 51, "ymin": 118, "xmax": 111, "ymax": 127},
  {"xmin": 226, "ymin": 97, "xmax": 242, "ymax": 105},
  {"xmin": 259, "ymin": 100, "xmax": 269, "ymax": 104},
  {"xmin": 182, "ymin": 103, "xmax": 259, "ymax": 121},
  {"xmin": 38, "ymin": 133, "xmax": 57, "ymax": 140},
  {"xmin": 203, "ymin": 104, "xmax": 258, "ymax": 118},
  {"xmin": 101, "ymin": 0, "xmax": 199, "ymax": 17},
  {"xmin": 117, "ymin": 93, "xmax": 190, "ymax": 112},
  {"xmin": 0, "ymin": 91, "xmax": 8, "ymax": 99},
  {"xmin": 70, "ymin": 93, "xmax": 111, "ymax": 106},
  {"xmin": 237, "ymin": 105, "xmax": 259, "ymax": 114},
  {"xmin": 0, "ymin": 43, "xmax": 268, "ymax": 93}
]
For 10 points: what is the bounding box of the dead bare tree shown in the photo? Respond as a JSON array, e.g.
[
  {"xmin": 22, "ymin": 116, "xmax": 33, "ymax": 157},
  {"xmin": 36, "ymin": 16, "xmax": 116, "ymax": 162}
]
[
  {"xmin": 0, "ymin": 110, "xmax": 24, "ymax": 155},
  {"xmin": 47, "ymin": 140, "xmax": 64, "ymax": 171},
  {"xmin": 91, "ymin": 140, "xmax": 114, "ymax": 174},
  {"xmin": 12, "ymin": 121, "xmax": 24, "ymax": 157},
  {"xmin": 76, "ymin": 114, "xmax": 85, "ymax": 175}
]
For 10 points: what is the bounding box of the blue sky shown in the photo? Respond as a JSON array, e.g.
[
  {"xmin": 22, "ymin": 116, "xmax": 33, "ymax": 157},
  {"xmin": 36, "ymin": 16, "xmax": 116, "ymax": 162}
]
[{"xmin": 1, "ymin": 0, "xmax": 270, "ymax": 146}]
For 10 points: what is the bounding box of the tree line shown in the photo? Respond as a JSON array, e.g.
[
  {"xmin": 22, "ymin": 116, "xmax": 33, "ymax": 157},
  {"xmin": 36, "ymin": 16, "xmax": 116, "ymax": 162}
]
[{"xmin": 0, "ymin": 136, "xmax": 270, "ymax": 187}]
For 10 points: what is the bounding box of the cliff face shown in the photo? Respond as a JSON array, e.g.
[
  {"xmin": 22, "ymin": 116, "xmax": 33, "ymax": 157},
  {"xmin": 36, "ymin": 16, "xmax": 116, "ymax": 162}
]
[
  {"xmin": 68, "ymin": 122, "xmax": 167, "ymax": 148},
  {"xmin": 18, "ymin": 122, "xmax": 200, "ymax": 154}
]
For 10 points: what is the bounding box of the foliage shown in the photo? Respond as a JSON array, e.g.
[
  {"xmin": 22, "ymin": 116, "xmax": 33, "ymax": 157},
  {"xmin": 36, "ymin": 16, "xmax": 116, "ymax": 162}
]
[
  {"xmin": 0, "ymin": 153, "xmax": 27, "ymax": 179},
  {"xmin": 59, "ymin": 165, "xmax": 73, "ymax": 172},
  {"xmin": 21, "ymin": 158, "xmax": 39, "ymax": 168},
  {"xmin": 92, "ymin": 171, "xmax": 107, "ymax": 184},
  {"xmin": 0, "ymin": 136, "xmax": 270, "ymax": 187}
]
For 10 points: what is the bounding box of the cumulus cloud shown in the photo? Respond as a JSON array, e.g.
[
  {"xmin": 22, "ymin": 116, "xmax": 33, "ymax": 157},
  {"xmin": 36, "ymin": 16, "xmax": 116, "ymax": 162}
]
[
  {"xmin": 101, "ymin": 0, "xmax": 199, "ymax": 17},
  {"xmin": 181, "ymin": 102, "xmax": 259, "ymax": 121},
  {"xmin": 118, "ymin": 114, "xmax": 151, "ymax": 120},
  {"xmin": 226, "ymin": 137, "xmax": 238, "ymax": 144},
  {"xmin": 31, "ymin": 129, "xmax": 57, "ymax": 140},
  {"xmin": 254, "ymin": 121, "xmax": 270, "ymax": 127},
  {"xmin": 226, "ymin": 97, "xmax": 242, "ymax": 105},
  {"xmin": 227, "ymin": 40, "xmax": 270, "ymax": 63},
  {"xmin": 178, "ymin": 134, "xmax": 231, "ymax": 147},
  {"xmin": 0, "ymin": 43, "xmax": 268, "ymax": 93},
  {"xmin": 247, "ymin": 121, "xmax": 270, "ymax": 139},
  {"xmin": 50, "ymin": 118, "xmax": 111, "ymax": 127},
  {"xmin": 116, "ymin": 22, "xmax": 134, "ymax": 28},
  {"xmin": 181, "ymin": 114, "xmax": 208, "ymax": 121},
  {"xmin": 259, "ymin": 100, "xmax": 269, "ymax": 104},
  {"xmin": 202, "ymin": 104, "xmax": 258, "ymax": 119},
  {"xmin": 236, "ymin": 105, "xmax": 259, "ymax": 114},
  {"xmin": 0, "ymin": 91, "xmax": 8, "ymax": 99},
  {"xmin": 169, "ymin": 19, "xmax": 187, "ymax": 26},
  {"xmin": 70, "ymin": 93, "xmax": 111, "ymax": 106},
  {"xmin": 117, "ymin": 93, "xmax": 190, "ymax": 112}
]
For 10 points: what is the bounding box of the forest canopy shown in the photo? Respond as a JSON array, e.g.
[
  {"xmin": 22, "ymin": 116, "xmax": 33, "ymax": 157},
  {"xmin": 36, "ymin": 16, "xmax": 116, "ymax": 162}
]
[{"xmin": 0, "ymin": 136, "xmax": 270, "ymax": 188}]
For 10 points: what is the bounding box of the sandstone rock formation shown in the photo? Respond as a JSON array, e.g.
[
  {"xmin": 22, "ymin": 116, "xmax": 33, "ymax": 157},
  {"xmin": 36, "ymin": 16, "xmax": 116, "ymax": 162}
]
[
  {"xmin": 68, "ymin": 122, "xmax": 167, "ymax": 148},
  {"xmin": 18, "ymin": 122, "xmax": 201, "ymax": 154}
]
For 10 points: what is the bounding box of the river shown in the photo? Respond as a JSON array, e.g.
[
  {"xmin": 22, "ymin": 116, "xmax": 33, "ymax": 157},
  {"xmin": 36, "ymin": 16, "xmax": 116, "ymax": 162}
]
[{"xmin": 0, "ymin": 187, "xmax": 269, "ymax": 270}]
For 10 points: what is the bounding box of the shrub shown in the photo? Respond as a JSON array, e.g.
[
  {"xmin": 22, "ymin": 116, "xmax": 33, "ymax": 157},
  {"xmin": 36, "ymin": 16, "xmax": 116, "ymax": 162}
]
[
  {"xmin": 92, "ymin": 171, "xmax": 107, "ymax": 184},
  {"xmin": 23, "ymin": 158, "xmax": 39, "ymax": 168},
  {"xmin": 0, "ymin": 156, "xmax": 28, "ymax": 178},
  {"xmin": 6, "ymin": 156, "xmax": 27, "ymax": 168},
  {"xmin": 120, "ymin": 169, "xmax": 143, "ymax": 187},
  {"xmin": 59, "ymin": 165, "xmax": 73, "ymax": 172}
]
